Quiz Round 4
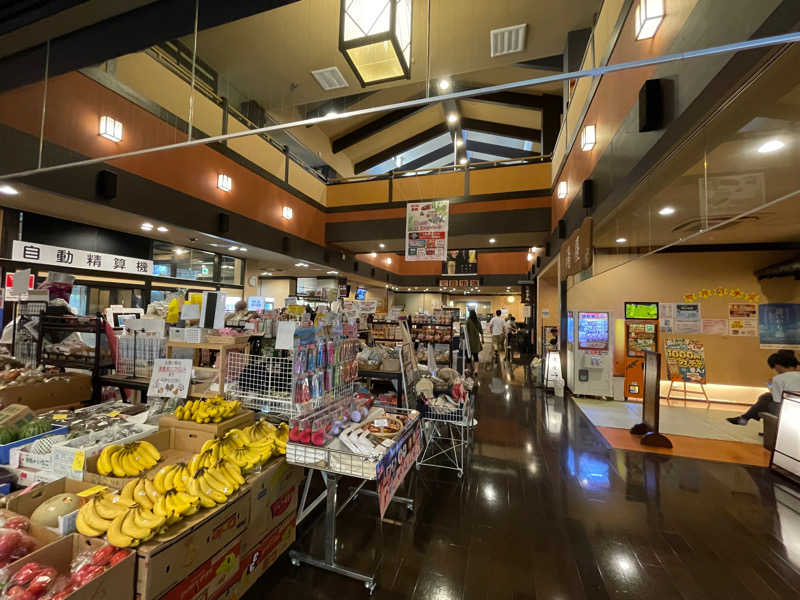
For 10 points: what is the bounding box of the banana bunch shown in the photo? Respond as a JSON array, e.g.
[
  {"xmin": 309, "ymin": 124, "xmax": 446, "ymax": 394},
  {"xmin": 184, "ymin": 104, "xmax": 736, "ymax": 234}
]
[
  {"xmin": 97, "ymin": 440, "xmax": 161, "ymax": 477},
  {"xmin": 245, "ymin": 419, "xmax": 289, "ymax": 456},
  {"xmin": 187, "ymin": 463, "xmax": 242, "ymax": 508},
  {"xmin": 174, "ymin": 397, "xmax": 241, "ymax": 423},
  {"xmin": 152, "ymin": 462, "xmax": 191, "ymax": 494},
  {"xmin": 154, "ymin": 489, "xmax": 200, "ymax": 524},
  {"xmin": 76, "ymin": 492, "xmax": 167, "ymax": 548}
]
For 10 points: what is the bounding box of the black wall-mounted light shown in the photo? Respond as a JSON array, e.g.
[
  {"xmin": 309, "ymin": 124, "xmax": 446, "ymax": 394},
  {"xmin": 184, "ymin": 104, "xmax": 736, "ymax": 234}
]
[{"xmin": 339, "ymin": 0, "xmax": 412, "ymax": 87}]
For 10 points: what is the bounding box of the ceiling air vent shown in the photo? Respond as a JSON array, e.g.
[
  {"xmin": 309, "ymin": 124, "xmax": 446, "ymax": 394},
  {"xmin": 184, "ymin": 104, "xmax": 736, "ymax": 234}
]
[
  {"xmin": 490, "ymin": 24, "xmax": 527, "ymax": 57},
  {"xmin": 311, "ymin": 67, "xmax": 349, "ymax": 91}
]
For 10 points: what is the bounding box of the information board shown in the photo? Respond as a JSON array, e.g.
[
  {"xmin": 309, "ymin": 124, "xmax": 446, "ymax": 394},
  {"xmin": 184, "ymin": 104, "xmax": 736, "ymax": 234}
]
[{"xmin": 148, "ymin": 359, "xmax": 192, "ymax": 398}]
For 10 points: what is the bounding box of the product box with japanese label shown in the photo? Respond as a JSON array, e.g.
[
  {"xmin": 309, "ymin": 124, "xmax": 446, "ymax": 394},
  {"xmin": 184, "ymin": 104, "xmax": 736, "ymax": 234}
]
[
  {"xmin": 7, "ymin": 465, "xmax": 62, "ymax": 485},
  {"xmin": 242, "ymin": 457, "xmax": 302, "ymax": 551},
  {"xmin": 82, "ymin": 428, "xmax": 206, "ymax": 488},
  {"xmin": 159, "ymin": 534, "xmax": 244, "ymax": 600},
  {"xmin": 1, "ymin": 534, "xmax": 135, "ymax": 600},
  {"xmin": 6, "ymin": 478, "xmax": 114, "ymax": 535},
  {"xmin": 0, "ymin": 373, "xmax": 92, "ymax": 411},
  {"xmin": 157, "ymin": 408, "xmax": 254, "ymax": 438},
  {"xmin": 51, "ymin": 424, "xmax": 158, "ymax": 480},
  {"xmin": 135, "ymin": 489, "xmax": 250, "ymax": 600},
  {"xmin": 221, "ymin": 512, "xmax": 297, "ymax": 600},
  {"xmin": 0, "ymin": 425, "xmax": 69, "ymax": 465}
]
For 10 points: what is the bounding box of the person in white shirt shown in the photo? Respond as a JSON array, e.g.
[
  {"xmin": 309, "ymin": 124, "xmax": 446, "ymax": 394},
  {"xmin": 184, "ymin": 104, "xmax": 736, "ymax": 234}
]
[
  {"xmin": 489, "ymin": 310, "xmax": 506, "ymax": 355},
  {"xmin": 728, "ymin": 350, "xmax": 800, "ymax": 425}
]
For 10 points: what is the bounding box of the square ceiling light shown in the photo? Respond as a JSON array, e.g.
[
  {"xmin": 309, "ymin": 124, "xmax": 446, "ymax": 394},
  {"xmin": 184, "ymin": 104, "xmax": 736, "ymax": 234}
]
[
  {"xmin": 580, "ymin": 124, "xmax": 596, "ymax": 151},
  {"xmin": 217, "ymin": 173, "xmax": 232, "ymax": 192},
  {"xmin": 99, "ymin": 116, "xmax": 122, "ymax": 142},
  {"xmin": 340, "ymin": 0, "xmax": 411, "ymax": 86},
  {"xmin": 557, "ymin": 181, "xmax": 567, "ymax": 199},
  {"xmin": 634, "ymin": 0, "xmax": 664, "ymax": 40}
]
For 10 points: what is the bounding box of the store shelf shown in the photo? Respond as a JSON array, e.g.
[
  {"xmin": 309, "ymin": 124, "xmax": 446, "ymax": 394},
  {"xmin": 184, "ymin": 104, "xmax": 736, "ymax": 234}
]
[{"xmin": 43, "ymin": 357, "xmax": 115, "ymax": 370}]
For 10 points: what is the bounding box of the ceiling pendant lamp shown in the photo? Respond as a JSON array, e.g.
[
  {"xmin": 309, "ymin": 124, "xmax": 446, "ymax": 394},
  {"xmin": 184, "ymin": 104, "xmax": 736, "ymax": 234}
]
[{"xmin": 339, "ymin": 0, "xmax": 412, "ymax": 86}]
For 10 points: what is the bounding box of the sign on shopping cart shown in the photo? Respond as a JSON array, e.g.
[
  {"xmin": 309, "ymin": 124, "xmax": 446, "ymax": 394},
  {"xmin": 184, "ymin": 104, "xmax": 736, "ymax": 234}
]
[{"xmin": 376, "ymin": 417, "xmax": 422, "ymax": 518}]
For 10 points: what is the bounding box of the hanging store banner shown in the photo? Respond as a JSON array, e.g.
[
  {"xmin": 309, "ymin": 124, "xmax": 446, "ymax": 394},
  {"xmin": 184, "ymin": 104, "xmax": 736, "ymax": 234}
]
[
  {"xmin": 664, "ymin": 338, "xmax": 707, "ymax": 384},
  {"xmin": 405, "ymin": 200, "xmax": 449, "ymax": 262},
  {"xmin": 376, "ymin": 417, "xmax": 422, "ymax": 518},
  {"xmin": 559, "ymin": 217, "xmax": 593, "ymax": 278},
  {"xmin": 12, "ymin": 240, "xmax": 153, "ymax": 276}
]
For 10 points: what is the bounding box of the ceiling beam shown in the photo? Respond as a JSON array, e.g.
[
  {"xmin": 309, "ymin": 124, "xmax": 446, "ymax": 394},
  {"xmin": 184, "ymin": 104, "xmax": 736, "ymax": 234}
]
[
  {"xmin": 354, "ymin": 123, "xmax": 448, "ymax": 174},
  {"xmin": 515, "ymin": 54, "xmax": 563, "ymax": 72},
  {"xmin": 399, "ymin": 145, "xmax": 453, "ymax": 171},
  {"xmin": 332, "ymin": 104, "xmax": 430, "ymax": 153},
  {"xmin": 461, "ymin": 118, "xmax": 541, "ymax": 143},
  {"xmin": 467, "ymin": 91, "xmax": 561, "ymax": 111},
  {"xmin": 465, "ymin": 140, "xmax": 531, "ymax": 159}
]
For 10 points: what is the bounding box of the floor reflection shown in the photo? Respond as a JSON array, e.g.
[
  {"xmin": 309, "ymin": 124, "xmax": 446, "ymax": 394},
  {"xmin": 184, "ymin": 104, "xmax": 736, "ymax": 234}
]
[{"xmin": 244, "ymin": 362, "xmax": 800, "ymax": 599}]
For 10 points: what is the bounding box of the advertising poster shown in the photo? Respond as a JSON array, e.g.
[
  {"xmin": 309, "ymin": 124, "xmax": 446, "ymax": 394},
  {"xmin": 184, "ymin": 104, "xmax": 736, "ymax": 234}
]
[
  {"xmin": 674, "ymin": 303, "xmax": 701, "ymax": 333},
  {"xmin": 701, "ymin": 319, "xmax": 727, "ymax": 335},
  {"xmin": 148, "ymin": 359, "xmax": 192, "ymax": 398},
  {"xmin": 377, "ymin": 418, "xmax": 422, "ymax": 517},
  {"xmin": 659, "ymin": 302, "xmax": 675, "ymax": 333},
  {"xmin": 729, "ymin": 318, "xmax": 758, "ymax": 336},
  {"xmin": 664, "ymin": 338, "xmax": 707, "ymax": 383},
  {"xmin": 729, "ymin": 303, "xmax": 757, "ymax": 319},
  {"xmin": 405, "ymin": 200, "xmax": 449, "ymax": 262},
  {"xmin": 442, "ymin": 249, "xmax": 477, "ymax": 275},
  {"xmin": 759, "ymin": 303, "xmax": 800, "ymax": 349}
]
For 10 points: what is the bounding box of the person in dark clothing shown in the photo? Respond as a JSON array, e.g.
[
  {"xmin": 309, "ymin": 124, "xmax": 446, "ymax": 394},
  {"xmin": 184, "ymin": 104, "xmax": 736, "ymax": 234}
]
[
  {"xmin": 465, "ymin": 309, "xmax": 483, "ymax": 365},
  {"xmin": 727, "ymin": 350, "xmax": 800, "ymax": 425}
]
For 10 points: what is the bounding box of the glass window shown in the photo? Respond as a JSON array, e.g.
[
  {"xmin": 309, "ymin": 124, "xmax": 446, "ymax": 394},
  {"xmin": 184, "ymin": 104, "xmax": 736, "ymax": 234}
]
[
  {"xmin": 219, "ymin": 255, "xmax": 242, "ymax": 285},
  {"xmin": 153, "ymin": 242, "xmax": 217, "ymax": 282}
]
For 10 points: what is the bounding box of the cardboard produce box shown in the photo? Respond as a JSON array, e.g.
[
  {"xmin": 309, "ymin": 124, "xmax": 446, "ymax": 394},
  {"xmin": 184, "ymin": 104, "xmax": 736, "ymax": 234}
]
[
  {"xmin": 223, "ymin": 512, "xmax": 297, "ymax": 600},
  {"xmin": 159, "ymin": 535, "xmax": 245, "ymax": 600},
  {"xmin": 6, "ymin": 478, "xmax": 113, "ymax": 535},
  {"xmin": 7, "ymin": 465, "xmax": 62, "ymax": 485},
  {"xmin": 0, "ymin": 534, "xmax": 135, "ymax": 600},
  {"xmin": 157, "ymin": 409, "xmax": 254, "ymax": 438},
  {"xmin": 242, "ymin": 457, "xmax": 303, "ymax": 552},
  {"xmin": 6, "ymin": 427, "xmax": 70, "ymax": 468},
  {"xmin": 135, "ymin": 489, "xmax": 250, "ymax": 600},
  {"xmin": 0, "ymin": 374, "xmax": 92, "ymax": 411},
  {"xmin": 82, "ymin": 428, "xmax": 205, "ymax": 488}
]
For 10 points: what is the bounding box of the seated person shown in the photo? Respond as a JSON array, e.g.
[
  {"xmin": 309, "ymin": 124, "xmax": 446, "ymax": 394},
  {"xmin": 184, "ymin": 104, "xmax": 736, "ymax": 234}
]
[{"xmin": 727, "ymin": 349, "xmax": 800, "ymax": 425}]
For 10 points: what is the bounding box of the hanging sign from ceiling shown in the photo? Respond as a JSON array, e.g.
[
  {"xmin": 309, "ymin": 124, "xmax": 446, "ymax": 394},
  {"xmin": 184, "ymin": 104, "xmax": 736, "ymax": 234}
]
[
  {"xmin": 405, "ymin": 200, "xmax": 449, "ymax": 262},
  {"xmin": 12, "ymin": 240, "xmax": 153, "ymax": 277}
]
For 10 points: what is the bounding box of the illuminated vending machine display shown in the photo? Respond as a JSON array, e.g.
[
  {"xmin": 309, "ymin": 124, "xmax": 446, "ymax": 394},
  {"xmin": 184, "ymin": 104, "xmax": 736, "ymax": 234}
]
[
  {"xmin": 566, "ymin": 311, "xmax": 575, "ymax": 390},
  {"xmin": 573, "ymin": 311, "xmax": 613, "ymax": 397},
  {"xmin": 623, "ymin": 302, "xmax": 659, "ymax": 399}
]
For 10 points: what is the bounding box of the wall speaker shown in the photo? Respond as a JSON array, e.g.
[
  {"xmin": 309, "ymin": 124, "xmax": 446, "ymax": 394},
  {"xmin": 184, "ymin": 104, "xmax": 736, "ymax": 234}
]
[
  {"xmin": 281, "ymin": 236, "xmax": 290, "ymax": 253},
  {"xmin": 96, "ymin": 170, "xmax": 117, "ymax": 200},
  {"xmin": 536, "ymin": 256, "xmax": 542, "ymax": 268},
  {"xmin": 639, "ymin": 79, "xmax": 664, "ymax": 132},
  {"xmin": 558, "ymin": 219, "xmax": 567, "ymax": 239},
  {"xmin": 218, "ymin": 213, "xmax": 229, "ymax": 234},
  {"xmin": 582, "ymin": 179, "xmax": 594, "ymax": 209},
  {"xmin": 545, "ymin": 242, "xmax": 551, "ymax": 257}
]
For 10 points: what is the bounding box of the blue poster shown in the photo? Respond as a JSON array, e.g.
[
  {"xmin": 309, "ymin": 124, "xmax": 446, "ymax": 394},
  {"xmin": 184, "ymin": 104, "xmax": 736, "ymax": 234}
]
[{"xmin": 759, "ymin": 303, "xmax": 800, "ymax": 349}]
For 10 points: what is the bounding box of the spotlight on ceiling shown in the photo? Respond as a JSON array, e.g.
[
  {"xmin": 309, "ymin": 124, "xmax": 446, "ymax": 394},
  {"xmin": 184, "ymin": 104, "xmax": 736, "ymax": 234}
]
[
  {"xmin": 379, "ymin": 243, "xmax": 385, "ymax": 248},
  {"xmin": 758, "ymin": 139, "xmax": 785, "ymax": 154},
  {"xmin": 141, "ymin": 223, "xmax": 154, "ymax": 231},
  {"xmin": 455, "ymin": 138, "xmax": 464, "ymax": 148},
  {"xmin": 658, "ymin": 206, "xmax": 675, "ymax": 216},
  {"xmin": 437, "ymin": 78, "xmax": 451, "ymax": 91},
  {"xmin": 157, "ymin": 226, "xmax": 168, "ymax": 232},
  {"xmin": 0, "ymin": 185, "xmax": 19, "ymax": 196},
  {"xmin": 489, "ymin": 238, "xmax": 496, "ymax": 244},
  {"xmin": 616, "ymin": 237, "xmax": 628, "ymax": 244},
  {"xmin": 370, "ymin": 252, "xmax": 377, "ymax": 258},
  {"xmin": 447, "ymin": 112, "xmax": 459, "ymax": 124}
]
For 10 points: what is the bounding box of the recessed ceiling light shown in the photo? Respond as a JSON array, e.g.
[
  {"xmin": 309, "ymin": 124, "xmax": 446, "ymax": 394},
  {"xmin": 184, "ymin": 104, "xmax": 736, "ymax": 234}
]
[
  {"xmin": 370, "ymin": 252, "xmax": 377, "ymax": 258},
  {"xmin": 261, "ymin": 272, "xmax": 272, "ymax": 276},
  {"xmin": 282, "ymin": 206, "xmax": 293, "ymax": 219},
  {"xmin": 385, "ymin": 257, "xmax": 392, "ymax": 265},
  {"xmin": 99, "ymin": 116, "xmax": 123, "ymax": 142},
  {"xmin": 634, "ymin": 0, "xmax": 664, "ymax": 40},
  {"xmin": 489, "ymin": 238, "xmax": 496, "ymax": 244},
  {"xmin": 658, "ymin": 206, "xmax": 675, "ymax": 216},
  {"xmin": 455, "ymin": 138, "xmax": 464, "ymax": 148},
  {"xmin": 757, "ymin": 139, "xmax": 785, "ymax": 154},
  {"xmin": 447, "ymin": 112, "xmax": 459, "ymax": 124},
  {"xmin": 327, "ymin": 270, "xmax": 338, "ymax": 274},
  {"xmin": 325, "ymin": 110, "xmax": 338, "ymax": 118},
  {"xmin": 459, "ymin": 157, "xmax": 468, "ymax": 165},
  {"xmin": 217, "ymin": 173, "xmax": 232, "ymax": 192},
  {"xmin": 141, "ymin": 223, "xmax": 153, "ymax": 231},
  {"xmin": 616, "ymin": 237, "xmax": 628, "ymax": 244},
  {"xmin": 379, "ymin": 243, "xmax": 385, "ymax": 248},
  {"xmin": 0, "ymin": 185, "xmax": 19, "ymax": 196},
  {"xmin": 557, "ymin": 181, "xmax": 567, "ymax": 199},
  {"xmin": 438, "ymin": 79, "xmax": 451, "ymax": 91},
  {"xmin": 228, "ymin": 246, "xmax": 239, "ymax": 251},
  {"xmin": 295, "ymin": 262, "xmax": 309, "ymax": 267},
  {"xmin": 157, "ymin": 226, "xmax": 168, "ymax": 232}
]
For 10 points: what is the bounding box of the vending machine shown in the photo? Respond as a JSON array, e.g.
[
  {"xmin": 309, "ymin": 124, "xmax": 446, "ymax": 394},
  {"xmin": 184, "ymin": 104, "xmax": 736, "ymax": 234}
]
[
  {"xmin": 572, "ymin": 311, "xmax": 613, "ymax": 397},
  {"xmin": 623, "ymin": 302, "xmax": 660, "ymax": 399}
]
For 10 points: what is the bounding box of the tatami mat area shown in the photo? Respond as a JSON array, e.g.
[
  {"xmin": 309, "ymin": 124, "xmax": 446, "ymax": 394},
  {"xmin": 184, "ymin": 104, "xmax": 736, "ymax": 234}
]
[{"xmin": 574, "ymin": 398, "xmax": 764, "ymax": 445}]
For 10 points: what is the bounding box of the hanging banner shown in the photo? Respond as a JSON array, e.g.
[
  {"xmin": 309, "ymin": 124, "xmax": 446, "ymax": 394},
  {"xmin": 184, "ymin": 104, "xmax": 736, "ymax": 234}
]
[
  {"xmin": 664, "ymin": 338, "xmax": 706, "ymax": 384},
  {"xmin": 559, "ymin": 217, "xmax": 593, "ymax": 278},
  {"xmin": 405, "ymin": 200, "xmax": 449, "ymax": 262},
  {"xmin": 12, "ymin": 240, "xmax": 152, "ymax": 276}
]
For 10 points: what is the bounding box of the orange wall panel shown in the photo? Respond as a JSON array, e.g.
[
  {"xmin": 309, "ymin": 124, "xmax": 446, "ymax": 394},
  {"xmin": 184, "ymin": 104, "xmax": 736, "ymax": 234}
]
[
  {"xmin": 478, "ymin": 252, "xmax": 529, "ymax": 275},
  {"xmin": 327, "ymin": 180, "xmax": 389, "ymax": 207},
  {"xmin": 393, "ymin": 172, "xmax": 464, "ymax": 202},
  {"xmin": 469, "ymin": 163, "xmax": 551, "ymax": 196}
]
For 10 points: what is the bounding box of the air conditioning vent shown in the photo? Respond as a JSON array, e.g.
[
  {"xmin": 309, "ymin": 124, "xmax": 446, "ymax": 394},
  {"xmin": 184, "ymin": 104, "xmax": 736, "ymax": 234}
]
[
  {"xmin": 311, "ymin": 67, "xmax": 349, "ymax": 90},
  {"xmin": 671, "ymin": 214, "xmax": 759, "ymax": 234},
  {"xmin": 490, "ymin": 24, "xmax": 527, "ymax": 57}
]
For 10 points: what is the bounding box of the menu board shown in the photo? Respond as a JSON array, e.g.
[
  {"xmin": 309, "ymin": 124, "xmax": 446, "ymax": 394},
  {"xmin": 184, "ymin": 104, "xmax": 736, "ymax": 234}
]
[
  {"xmin": 626, "ymin": 322, "xmax": 657, "ymax": 357},
  {"xmin": 578, "ymin": 312, "xmax": 609, "ymax": 350},
  {"xmin": 442, "ymin": 249, "xmax": 478, "ymax": 275},
  {"xmin": 624, "ymin": 302, "xmax": 658, "ymax": 320},
  {"xmin": 405, "ymin": 200, "xmax": 449, "ymax": 262}
]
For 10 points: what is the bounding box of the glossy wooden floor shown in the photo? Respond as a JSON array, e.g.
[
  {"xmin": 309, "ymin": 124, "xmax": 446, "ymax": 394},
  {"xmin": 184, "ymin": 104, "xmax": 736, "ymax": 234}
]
[{"xmin": 245, "ymin": 363, "xmax": 800, "ymax": 599}]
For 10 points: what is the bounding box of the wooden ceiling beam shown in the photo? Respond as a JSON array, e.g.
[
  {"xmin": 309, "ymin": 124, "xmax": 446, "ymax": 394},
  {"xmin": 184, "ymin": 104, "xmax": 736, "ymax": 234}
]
[
  {"xmin": 461, "ymin": 117, "xmax": 541, "ymax": 143},
  {"xmin": 332, "ymin": 104, "xmax": 430, "ymax": 153},
  {"xmin": 354, "ymin": 123, "xmax": 449, "ymax": 173}
]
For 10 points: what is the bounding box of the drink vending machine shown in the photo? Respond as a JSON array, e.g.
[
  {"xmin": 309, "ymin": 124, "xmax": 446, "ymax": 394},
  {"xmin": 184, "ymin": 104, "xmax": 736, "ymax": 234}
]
[
  {"xmin": 623, "ymin": 302, "xmax": 660, "ymax": 399},
  {"xmin": 570, "ymin": 311, "xmax": 613, "ymax": 397}
]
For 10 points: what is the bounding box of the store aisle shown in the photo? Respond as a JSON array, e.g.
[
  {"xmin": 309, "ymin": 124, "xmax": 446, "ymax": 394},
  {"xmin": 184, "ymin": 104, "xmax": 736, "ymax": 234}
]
[{"xmin": 245, "ymin": 363, "xmax": 800, "ymax": 599}]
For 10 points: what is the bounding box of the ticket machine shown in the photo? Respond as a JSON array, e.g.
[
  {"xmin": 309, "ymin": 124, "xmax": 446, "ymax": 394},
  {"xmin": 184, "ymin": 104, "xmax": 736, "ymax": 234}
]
[
  {"xmin": 623, "ymin": 302, "xmax": 659, "ymax": 399},
  {"xmin": 572, "ymin": 311, "xmax": 613, "ymax": 397}
]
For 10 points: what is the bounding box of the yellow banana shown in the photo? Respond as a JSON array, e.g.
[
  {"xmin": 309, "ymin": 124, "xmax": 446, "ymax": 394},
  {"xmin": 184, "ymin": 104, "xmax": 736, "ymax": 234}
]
[
  {"xmin": 144, "ymin": 478, "xmax": 160, "ymax": 503},
  {"xmin": 153, "ymin": 464, "xmax": 176, "ymax": 494},
  {"xmin": 197, "ymin": 471, "xmax": 228, "ymax": 503},
  {"xmin": 134, "ymin": 478, "xmax": 153, "ymax": 509},
  {"xmin": 188, "ymin": 473, "xmax": 217, "ymax": 508},
  {"xmin": 188, "ymin": 453, "xmax": 203, "ymax": 476},
  {"xmin": 206, "ymin": 464, "xmax": 235, "ymax": 494},
  {"xmin": 221, "ymin": 459, "xmax": 245, "ymax": 486},
  {"xmin": 76, "ymin": 507, "xmax": 105, "ymax": 537},
  {"xmin": 95, "ymin": 496, "xmax": 127, "ymax": 520},
  {"xmin": 120, "ymin": 452, "xmax": 142, "ymax": 476},
  {"xmin": 107, "ymin": 512, "xmax": 136, "ymax": 548},
  {"xmin": 134, "ymin": 506, "xmax": 166, "ymax": 531},
  {"xmin": 97, "ymin": 444, "xmax": 120, "ymax": 476},
  {"xmin": 120, "ymin": 479, "xmax": 138, "ymax": 505},
  {"xmin": 153, "ymin": 495, "xmax": 170, "ymax": 518},
  {"xmin": 80, "ymin": 498, "xmax": 112, "ymax": 533},
  {"xmin": 110, "ymin": 448, "xmax": 128, "ymax": 477}
]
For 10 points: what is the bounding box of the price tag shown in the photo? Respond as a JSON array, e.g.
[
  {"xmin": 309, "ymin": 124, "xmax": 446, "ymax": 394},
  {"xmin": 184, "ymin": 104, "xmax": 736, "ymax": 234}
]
[
  {"xmin": 373, "ymin": 418, "xmax": 388, "ymax": 427},
  {"xmin": 77, "ymin": 485, "xmax": 108, "ymax": 498},
  {"xmin": 71, "ymin": 450, "xmax": 86, "ymax": 472},
  {"xmin": 51, "ymin": 414, "xmax": 67, "ymax": 420},
  {"xmin": 107, "ymin": 410, "xmax": 120, "ymax": 418}
]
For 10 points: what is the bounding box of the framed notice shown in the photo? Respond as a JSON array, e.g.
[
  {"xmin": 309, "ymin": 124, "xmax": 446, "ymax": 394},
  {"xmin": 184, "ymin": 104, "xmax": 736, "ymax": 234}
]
[
  {"xmin": 664, "ymin": 338, "xmax": 706, "ymax": 384},
  {"xmin": 406, "ymin": 200, "xmax": 449, "ymax": 262}
]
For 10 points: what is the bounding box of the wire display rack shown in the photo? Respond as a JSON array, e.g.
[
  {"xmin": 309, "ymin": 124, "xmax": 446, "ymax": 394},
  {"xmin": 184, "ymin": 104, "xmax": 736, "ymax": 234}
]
[
  {"xmin": 11, "ymin": 300, "xmax": 47, "ymax": 367},
  {"xmin": 115, "ymin": 333, "xmax": 166, "ymax": 379}
]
